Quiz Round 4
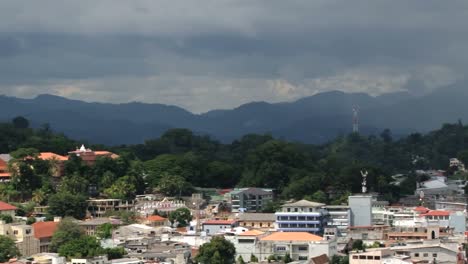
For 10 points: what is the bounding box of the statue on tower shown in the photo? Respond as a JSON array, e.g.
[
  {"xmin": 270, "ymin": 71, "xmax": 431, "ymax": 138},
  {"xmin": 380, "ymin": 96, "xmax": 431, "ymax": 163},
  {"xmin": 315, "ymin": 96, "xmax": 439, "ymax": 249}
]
[{"xmin": 361, "ymin": 170, "xmax": 368, "ymax": 193}]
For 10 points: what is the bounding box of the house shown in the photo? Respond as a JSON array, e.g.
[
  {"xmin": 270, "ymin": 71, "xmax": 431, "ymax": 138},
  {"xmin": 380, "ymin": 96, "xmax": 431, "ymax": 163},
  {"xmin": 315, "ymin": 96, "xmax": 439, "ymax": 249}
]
[
  {"xmin": 235, "ymin": 213, "xmax": 276, "ymax": 231},
  {"xmin": 31, "ymin": 253, "xmax": 66, "ymax": 264},
  {"xmin": 144, "ymin": 215, "xmax": 170, "ymax": 227},
  {"xmin": 0, "ymin": 158, "xmax": 11, "ymax": 182},
  {"xmin": 201, "ymin": 219, "xmax": 238, "ymax": 235},
  {"xmin": 32, "ymin": 221, "xmax": 59, "ymax": 252},
  {"xmin": 256, "ymin": 232, "xmax": 337, "ymax": 261},
  {"xmin": 37, "ymin": 152, "xmax": 68, "ymax": 177},
  {"xmin": 275, "ymin": 200, "xmax": 328, "ymax": 234},
  {"xmin": 0, "ymin": 201, "xmax": 17, "ymax": 216},
  {"xmin": 229, "ymin": 188, "xmax": 274, "ymax": 213},
  {"xmin": 0, "ymin": 221, "xmax": 40, "ymax": 257},
  {"xmin": 310, "ymin": 254, "xmax": 330, "ymax": 264}
]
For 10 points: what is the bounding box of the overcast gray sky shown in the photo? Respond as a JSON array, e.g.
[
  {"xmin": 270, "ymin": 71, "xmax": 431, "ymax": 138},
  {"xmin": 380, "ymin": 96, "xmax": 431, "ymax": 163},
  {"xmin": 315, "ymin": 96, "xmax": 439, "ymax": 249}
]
[{"xmin": 0, "ymin": 0, "xmax": 467, "ymax": 112}]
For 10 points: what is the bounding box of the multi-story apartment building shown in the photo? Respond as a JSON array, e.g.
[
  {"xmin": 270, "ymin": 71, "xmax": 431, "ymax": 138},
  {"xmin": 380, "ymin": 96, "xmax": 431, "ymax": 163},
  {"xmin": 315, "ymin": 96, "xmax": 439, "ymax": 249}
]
[
  {"xmin": 275, "ymin": 200, "xmax": 328, "ymax": 234},
  {"xmin": 323, "ymin": 205, "xmax": 350, "ymax": 236},
  {"xmin": 229, "ymin": 188, "xmax": 273, "ymax": 213}
]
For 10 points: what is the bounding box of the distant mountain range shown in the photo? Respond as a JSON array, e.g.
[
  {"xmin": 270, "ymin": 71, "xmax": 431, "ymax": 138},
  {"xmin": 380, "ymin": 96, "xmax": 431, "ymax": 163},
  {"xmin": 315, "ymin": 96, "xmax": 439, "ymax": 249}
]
[{"xmin": 1, "ymin": 81, "xmax": 467, "ymax": 145}]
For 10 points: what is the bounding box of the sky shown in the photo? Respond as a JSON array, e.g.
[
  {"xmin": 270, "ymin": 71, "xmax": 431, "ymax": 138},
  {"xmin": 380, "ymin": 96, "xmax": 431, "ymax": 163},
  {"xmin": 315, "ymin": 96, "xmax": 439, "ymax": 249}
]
[{"xmin": 0, "ymin": 0, "xmax": 467, "ymax": 113}]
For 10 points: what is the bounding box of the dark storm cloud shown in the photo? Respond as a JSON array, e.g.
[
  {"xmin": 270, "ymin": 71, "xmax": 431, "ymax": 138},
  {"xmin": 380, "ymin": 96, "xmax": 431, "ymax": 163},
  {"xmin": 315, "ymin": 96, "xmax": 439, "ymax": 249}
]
[{"xmin": 0, "ymin": 0, "xmax": 467, "ymax": 112}]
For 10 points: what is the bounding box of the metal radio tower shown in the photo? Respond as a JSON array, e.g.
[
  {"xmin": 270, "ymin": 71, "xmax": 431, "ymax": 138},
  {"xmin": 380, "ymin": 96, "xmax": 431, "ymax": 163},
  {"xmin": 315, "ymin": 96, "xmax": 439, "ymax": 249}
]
[{"xmin": 352, "ymin": 107, "xmax": 359, "ymax": 133}]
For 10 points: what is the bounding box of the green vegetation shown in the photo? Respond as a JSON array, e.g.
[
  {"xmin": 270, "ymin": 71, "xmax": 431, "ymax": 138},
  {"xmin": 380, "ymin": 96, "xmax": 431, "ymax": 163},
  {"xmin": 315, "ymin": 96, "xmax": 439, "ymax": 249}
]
[
  {"xmin": 0, "ymin": 235, "xmax": 20, "ymax": 262},
  {"xmin": 195, "ymin": 236, "xmax": 236, "ymax": 264},
  {"xmin": 2, "ymin": 117, "xmax": 468, "ymax": 210},
  {"xmin": 0, "ymin": 214, "xmax": 13, "ymax": 224},
  {"xmin": 169, "ymin": 207, "xmax": 192, "ymax": 227}
]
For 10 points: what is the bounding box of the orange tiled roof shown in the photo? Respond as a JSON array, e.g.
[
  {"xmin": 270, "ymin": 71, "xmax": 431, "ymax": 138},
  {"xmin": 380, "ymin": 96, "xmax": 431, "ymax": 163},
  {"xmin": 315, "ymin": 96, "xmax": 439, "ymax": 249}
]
[
  {"xmin": 260, "ymin": 232, "xmax": 323, "ymax": 242},
  {"xmin": 414, "ymin": 206, "xmax": 430, "ymax": 213},
  {"xmin": 0, "ymin": 201, "xmax": 17, "ymax": 211},
  {"xmin": 0, "ymin": 172, "xmax": 11, "ymax": 178},
  {"xmin": 32, "ymin": 221, "xmax": 58, "ymax": 239},
  {"xmin": 203, "ymin": 220, "xmax": 237, "ymax": 225},
  {"xmin": 147, "ymin": 215, "xmax": 167, "ymax": 222},
  {"xmin": 239, "ymin": 230, "xmax": 265, "ymax": 236},
  {"xmin": 421, "ymin": 210, "xmax": 451, "ymax": 217},
  {"xmin": 39, "ymin": 152, "xmax": 68, "ymax": 161}
]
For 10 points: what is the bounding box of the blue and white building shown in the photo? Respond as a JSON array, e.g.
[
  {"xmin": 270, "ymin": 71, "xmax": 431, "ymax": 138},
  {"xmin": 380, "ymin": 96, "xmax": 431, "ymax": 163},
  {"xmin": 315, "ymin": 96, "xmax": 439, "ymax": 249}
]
[{"xmin": 275, "ymin": 200, "xmax": 328, "ymax": 234}]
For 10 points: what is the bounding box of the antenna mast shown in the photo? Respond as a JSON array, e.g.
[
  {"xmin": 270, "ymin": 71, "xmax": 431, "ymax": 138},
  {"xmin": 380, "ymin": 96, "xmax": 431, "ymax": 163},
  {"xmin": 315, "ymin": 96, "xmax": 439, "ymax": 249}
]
[{"xmin": 352, "ymin": 107, "xmax": 359, "ymax": 133}]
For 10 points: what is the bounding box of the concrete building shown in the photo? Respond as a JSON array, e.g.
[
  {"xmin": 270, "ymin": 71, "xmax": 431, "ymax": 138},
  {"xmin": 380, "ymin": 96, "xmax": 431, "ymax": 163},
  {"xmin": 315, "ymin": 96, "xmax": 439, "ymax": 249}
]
[
  {"xmin": 78, "ymin": 218, "xmax": 122, "ymax": 236},
  {"xmin": 275, "ymin": 200, "xmax": 328, "ymax": 234},
  {"xmin": 235, "ymin": 213, "xmax": 276, "ymax": 231},
  {"xmin": 229, "ymin": 188, "xmax": 274, "ymax": 213},
  {"xmin": 349, "ymin": 195, "xmax": 372, "ymax": 227},
  {"xmin": 256, "ymin": 232, "xmax": 337, "ymax": 261},
  {"xmin": 87, "ymin": 199, "xmax": 135, "ymax": 218},
  {"xmin": 233, "ymin": 230, "xmax": 265, "ymax": 261},
  {"xmin": 0, "ymin": 221, "xmax": 40, "ymax": 257},
  {"xmin": 70, "ymin": 255, "xmax": 109, "ymax": 264},
  {"xmin": 201, "ymin": 219, "xmax": 238, "ymax": 235},
  {"xmin": 323, "ymin": 205, "xmax": 350, "ymax": 236}
]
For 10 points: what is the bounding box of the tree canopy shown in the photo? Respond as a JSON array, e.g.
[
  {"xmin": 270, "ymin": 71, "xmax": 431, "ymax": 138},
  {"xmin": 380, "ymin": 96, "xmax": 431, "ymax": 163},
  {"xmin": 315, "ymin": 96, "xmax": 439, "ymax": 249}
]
[{"xmin": 195, "ymin": 236, "xmax": 236, "ymax": 264}]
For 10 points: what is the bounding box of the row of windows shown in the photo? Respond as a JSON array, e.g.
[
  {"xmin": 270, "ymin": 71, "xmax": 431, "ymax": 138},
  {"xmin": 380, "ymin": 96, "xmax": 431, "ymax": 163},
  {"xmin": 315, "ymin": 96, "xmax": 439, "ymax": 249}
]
[
  {"xmin": 286, "ymin": 208, "xmax": 316, "ymax": 212},
  {"xmin": 277, "ymin": 216, "xmax": 319, "ymax": 221},
  {"xmin": 352, "ymin": 255, "xmax": 381, "ymax": 260},
  {"xmin": 242, "ymin": 222, "xmax": 272, "ymax": 227},
  {"xmin": 279, "ymin": 223, "xmax": 319, "ymax": 228},
  {"xmin": 414, "ymin": 253, "xmax": 437, "ymax": 258}
]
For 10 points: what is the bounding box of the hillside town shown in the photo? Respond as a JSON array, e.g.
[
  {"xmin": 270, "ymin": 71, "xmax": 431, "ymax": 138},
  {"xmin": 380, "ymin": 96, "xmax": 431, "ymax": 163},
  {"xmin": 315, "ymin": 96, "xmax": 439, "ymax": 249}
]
[{"xmin": 1, "ymin": 145, "xmax": 468, "ymax": 264}]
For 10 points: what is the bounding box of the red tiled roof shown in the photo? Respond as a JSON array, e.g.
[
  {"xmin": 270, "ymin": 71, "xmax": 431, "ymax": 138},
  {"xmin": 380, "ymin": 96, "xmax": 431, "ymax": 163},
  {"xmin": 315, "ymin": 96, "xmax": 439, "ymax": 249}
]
[
  {"xmin": 421, "ymin": 210, "xmax": 451, "ymax": 217},
  {"xmin": 0, "ymin": 201, "xmax": 17, "ymax": 211},
  {"xmin": 203, "ymin": 220, "xmax": 237, "ymax": 225},
  {"xmin": 39, "ymin": 152, "xmax": 68, "ymax": 161},
  {"xmin": 147, "ymin": 215, "xmax": 167, "ymax": 222},
  {"xmin": 32, "ymin": 221, "xmax": 58, "ymax": 239},
  {"xmin": 260, "ymin": 232, "xmax": 323, "ymax": 242}
]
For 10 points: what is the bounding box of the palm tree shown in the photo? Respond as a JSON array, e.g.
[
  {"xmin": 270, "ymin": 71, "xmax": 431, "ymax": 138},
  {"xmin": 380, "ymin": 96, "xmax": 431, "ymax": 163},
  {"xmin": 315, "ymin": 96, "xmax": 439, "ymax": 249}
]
[{"xmin": 32, "ymin": 189, "xmax": 46, "ymax": 205}]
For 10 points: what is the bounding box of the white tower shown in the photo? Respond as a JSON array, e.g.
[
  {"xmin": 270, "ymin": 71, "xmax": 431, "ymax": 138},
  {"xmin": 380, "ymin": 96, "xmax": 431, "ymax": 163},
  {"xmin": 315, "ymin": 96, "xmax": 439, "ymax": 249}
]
[{"xmin": 361, "ymin": 170, "xmax": 368, "ymax": 193}]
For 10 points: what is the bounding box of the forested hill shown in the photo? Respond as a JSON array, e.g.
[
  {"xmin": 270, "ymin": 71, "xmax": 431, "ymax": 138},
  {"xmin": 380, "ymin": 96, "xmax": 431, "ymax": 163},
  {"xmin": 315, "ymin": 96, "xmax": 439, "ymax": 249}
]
[
  {"xmin": 1, "ymin": 81, "xmax": 468, "ymax": 145},
  {"xmin": 2, "ymin": 117, "xmax": 468, "ymax": 207}
]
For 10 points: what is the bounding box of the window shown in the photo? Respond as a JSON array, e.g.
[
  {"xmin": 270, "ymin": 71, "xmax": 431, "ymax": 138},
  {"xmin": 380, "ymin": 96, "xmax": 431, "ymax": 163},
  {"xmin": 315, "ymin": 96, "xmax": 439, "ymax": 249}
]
[
  {"xmin": 276, "ymin": 246, "xmax": 286, "ymax": 251},
  {"xmin": 375, "ymin": 256, "xmax": 381, "ymax": 260},
  {"xmin": 433, "ymin": 253, "xmax": 437, "ymax": 258},
  {"xmin": 298, "ymin": 256, "xmax": 308, "ymax": 260},
  {"xmin": 294, "ymin": 208, "xmax": 298, "ymax": 212},
  {"xmin": 298, "ymin": 246, "xmax": 308, "ymax": 251},
  {"xmin": 359, "ymin": 256, "xmax": 366, "ymax": 259},
  {"xmin": 298, "ymin": 216, "xmax": 306, "ymax": 221},
  {"xmin": 259, "ymin": 223, "xmax": 263, "ymax": 227},
  {"xmin": 287, "ymin": 208, "xmax": 291, "ymax": 212},
  {"xmin": 423, "ymin": 253, "xmax": 428, "ymax": 257},
  {"xmin": 362, "ymin": 233, "xmax": 368, "ymax": 240},
  {"xmin": 352, "ymin": 256, "xmax": 358, "ymax": 259},
  {"xmin": 414, "ymin": 253, "xmax": 419, "ymax": 257},
  {"xmin": 13, "ymin": 230, "xmax": 18, "ymax": 235},
  {"xmin": 26, "ymin": 229, "xmax": 31, "ymax": 235}
]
